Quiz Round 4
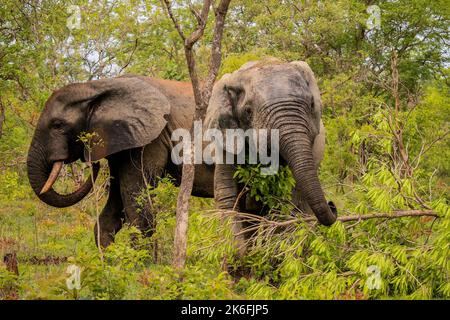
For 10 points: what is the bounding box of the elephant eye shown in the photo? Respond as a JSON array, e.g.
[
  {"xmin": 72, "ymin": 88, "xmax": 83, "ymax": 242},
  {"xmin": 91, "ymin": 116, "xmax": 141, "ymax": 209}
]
[
  {"xmin": 225, "ymin": 86, "xmax": 240, "ymax": 106},
  {"xmin": 51, "ymin": 119, "xmax": 65, "ymax": 130}
]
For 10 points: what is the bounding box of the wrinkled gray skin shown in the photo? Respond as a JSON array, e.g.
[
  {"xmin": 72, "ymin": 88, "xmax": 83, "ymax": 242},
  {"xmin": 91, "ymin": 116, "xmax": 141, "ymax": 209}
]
[
  {"xmin": 205, "ymin": 59, "xmax": 337, "ymax": 253},
  {"xmin": 27, "ymin": 75, "xmax": 214, "ymax": 248}
]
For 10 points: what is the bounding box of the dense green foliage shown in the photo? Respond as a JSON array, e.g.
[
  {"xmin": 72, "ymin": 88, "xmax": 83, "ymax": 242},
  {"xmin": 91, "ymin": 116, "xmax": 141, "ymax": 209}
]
[
  {"xmin": 0, "ymin": 0, "xmax": 448, "ymax": 299},
  {"xmin": 234, "ymin": 164, "xmax": 296, "ymax": 209}
]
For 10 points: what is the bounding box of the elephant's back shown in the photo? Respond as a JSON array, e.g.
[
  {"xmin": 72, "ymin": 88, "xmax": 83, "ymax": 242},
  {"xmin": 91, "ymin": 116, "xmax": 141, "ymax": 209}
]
[{"xmin": 141, "ymin": 77, "xmax": 195, "ymax": 129}]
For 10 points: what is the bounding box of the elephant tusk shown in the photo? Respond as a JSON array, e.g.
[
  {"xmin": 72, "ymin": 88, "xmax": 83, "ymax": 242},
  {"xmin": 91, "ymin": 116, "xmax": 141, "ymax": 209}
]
[{"xmin": 40, "ymin": 161, "xmax": 63, "ymax": 194}]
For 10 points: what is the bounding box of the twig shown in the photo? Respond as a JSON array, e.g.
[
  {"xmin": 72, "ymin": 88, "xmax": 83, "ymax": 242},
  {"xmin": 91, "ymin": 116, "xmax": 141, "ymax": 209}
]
[
  {"xmin": 118, "ymin": 39, "xmax": 139, "ymax": 73},
  {"xmin": 412, "ymin": 130, "xmax": 449, "ymax": 166},
  {"xmin": 216, "ymin": 209, "xmax": 439, "ymax": 230},
  {"xmin": 161, "ymin": 0, "xmax": 186, "ymax": 41}
]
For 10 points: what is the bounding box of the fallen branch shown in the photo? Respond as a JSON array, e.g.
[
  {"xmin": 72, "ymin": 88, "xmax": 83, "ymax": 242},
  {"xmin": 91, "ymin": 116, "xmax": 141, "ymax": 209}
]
[
  {"xmin": 304, "ymin": 210, "xmax": 439, "ymax": 223},
  {"xmin": 23, "ymin": 255, "xmax": 68, "ymax": 265},
  {"xmin": 227, "ymin": 210, "xmax": 440, "ymax": 240},
  {"xmin": 213, "ymin": 209, "xmax": 440, "ymax": 232}
]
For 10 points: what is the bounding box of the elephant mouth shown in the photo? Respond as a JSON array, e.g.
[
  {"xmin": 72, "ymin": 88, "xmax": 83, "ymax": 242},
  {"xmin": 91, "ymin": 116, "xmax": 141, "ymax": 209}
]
[
  {"xmin": 39, "ymin": 159, "xmax": 99, "ymax": 196},
  {"xmin": 27, "ymin": 133, "xmax": 101, "ymax": 208},
  {"xmin": 39, "ymin": 151, "xmax": 84, "ymax": 195}
]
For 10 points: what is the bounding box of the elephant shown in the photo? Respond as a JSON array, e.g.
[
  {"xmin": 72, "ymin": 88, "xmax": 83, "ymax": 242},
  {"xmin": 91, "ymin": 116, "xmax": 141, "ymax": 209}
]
[
  {"xmin": 204, "ymin": 58, "xmax": 337, "ymax": 252},
  {"xmin": 27, "ymin": 75, "xmax": 215, "ymax": 248}
]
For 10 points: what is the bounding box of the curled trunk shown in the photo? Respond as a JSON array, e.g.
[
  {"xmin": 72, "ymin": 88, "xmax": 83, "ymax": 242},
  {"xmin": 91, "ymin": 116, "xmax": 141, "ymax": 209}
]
[
  {"xmin": 281, "ymin": 134, "xmax": 336, "ymax": 225},
  {"xmin": 263, "ymin": 102, "xmax": 337, "ymax": 226},
  {"xmin": 27, "ymin": 140, "xmax": 99, "ymax": 208}
]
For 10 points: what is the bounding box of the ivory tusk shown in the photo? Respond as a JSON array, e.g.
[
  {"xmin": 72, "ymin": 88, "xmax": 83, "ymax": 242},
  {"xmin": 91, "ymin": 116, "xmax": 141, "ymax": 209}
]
[{"xmin": 39, "ymin": 161, "xmax": 63, "ymax": 194}]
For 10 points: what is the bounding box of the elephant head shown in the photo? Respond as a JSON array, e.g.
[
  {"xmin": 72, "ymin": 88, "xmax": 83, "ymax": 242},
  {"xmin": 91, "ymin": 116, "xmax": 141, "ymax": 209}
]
[
  {"xmin": 27, "ymin": 76, "xmax": 170, "ymax": 207},
  {"xmin": 205, "ymin": 59, "xmax": 337, "ymax": 226}
]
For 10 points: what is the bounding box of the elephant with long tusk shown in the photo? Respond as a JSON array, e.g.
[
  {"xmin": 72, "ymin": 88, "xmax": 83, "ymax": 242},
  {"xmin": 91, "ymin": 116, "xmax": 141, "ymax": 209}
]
[
  {"xmin": 27, "ymin": 75, "xmax": 215, "ymax": 248},
  {"xmin": 28, "ymin": 60, "xmax": 336, "ymax": 253}
]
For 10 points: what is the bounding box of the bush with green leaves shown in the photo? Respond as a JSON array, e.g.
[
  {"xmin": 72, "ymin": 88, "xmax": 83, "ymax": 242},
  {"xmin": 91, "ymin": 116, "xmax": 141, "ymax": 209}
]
[
  {"xmin": 223, "ymin": 102, "xmax": 450, "ymax": 300},
  {"xmin": 234, "ymin": 164, "xmax": 296, "ymax": 210}
]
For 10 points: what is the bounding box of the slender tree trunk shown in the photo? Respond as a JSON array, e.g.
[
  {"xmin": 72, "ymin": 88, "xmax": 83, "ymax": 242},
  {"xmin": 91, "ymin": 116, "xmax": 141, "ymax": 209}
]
[
  {"xmin": 173, "ymin": 160, "xmax": 195, "ymax": 268},
  {"xmin": 0, "ymin": 99, "xmax": 5, "ymax": 138},
  {"xmin": 390, "ymin": 50, "xmax": 412, "ymax": 177},
  {"xmin": 162, "ymin": 0, "xmax": 232, "ymax": 269}
]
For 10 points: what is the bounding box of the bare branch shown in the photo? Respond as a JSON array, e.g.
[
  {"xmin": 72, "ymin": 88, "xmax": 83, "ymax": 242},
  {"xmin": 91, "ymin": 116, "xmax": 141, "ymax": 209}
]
[
  {"xmin": 216, "ymin": 209, "xmax": 439, "ymax": 232},
  {"xmin": 412, "ymin": 129, "xmax": 449, "ymax": 166},
  {"xmin": 163, "ymin": 0, "xmax": 214, "ymax": 109},
  {"xmin": 161, "ymin": 0, "xmax": 186, "ymax": 41},
  {"xmin": 202, "ymin": 0, "xmax": 232, "ymax": 110},
  {"xmin": 118, "ymin": 39, "xmax": 139, "ymax": 74},
  {"xmin": 183, "ymin": 0, "xmax": 212, "ymax": 49},
  {"xmin": 319, "ymin": 210, "xmax": 438, "ymax": 223},
  {"xmin": 189, "ymin": 3, "xmax": 203, "ymax": 26}
]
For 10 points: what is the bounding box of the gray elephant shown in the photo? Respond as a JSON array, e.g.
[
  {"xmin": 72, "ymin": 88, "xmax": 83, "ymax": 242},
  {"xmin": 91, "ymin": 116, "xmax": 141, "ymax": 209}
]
[
  {"xmin": 27, "ymin": 75, "xmax": 215, "ymax": 248},
  {"xmin": 205, "ymin": 59, "xmax": 337, "ymax": 247}
]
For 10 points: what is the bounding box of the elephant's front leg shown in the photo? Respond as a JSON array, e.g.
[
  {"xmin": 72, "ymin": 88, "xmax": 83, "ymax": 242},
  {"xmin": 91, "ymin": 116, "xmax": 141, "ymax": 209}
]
[
  {"xmin": 94, "ymin": 171, "xmax": 124, "ymax": 248},
  {"xmin": 119, "ymin": 166, "xmax": 157, "ymax": 239},
  {"xmin": 118, "ymin": 144, "xmax": 168, "ymax": 239}
]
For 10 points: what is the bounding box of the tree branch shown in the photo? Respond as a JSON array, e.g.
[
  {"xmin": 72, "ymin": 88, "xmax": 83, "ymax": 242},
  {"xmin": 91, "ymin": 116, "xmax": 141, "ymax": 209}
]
[
  {"xmin": 162, "ymin": 0, "xmax": 232, "ymax": 270},
  {"xmin": 227, "ymin": 210, "xmax": 440, "ymax": 231},
  {"xmin": 118, "ymin": 39, "xmax": 139, "ymax": 74},
  {"xmin": 185, "ymin": 0, "xmax": 211, "ymax": 49},
  {"xmin": 307, "ymin": 210, "xmax": 438, "ymax": 223},
  {"xmin": 413, "ymin": 129, "xmax": 449, "ymax": 166},
  {"xmin": 189, "ymin": 3, "xmax": 203, "ymax": 26},
  {"xmin": 161, "ymin": 0, "xmax": 186, "ymax": 41},
  {"xmin": 202, "ymin": 0, "xmax": 232, "ymax": 113},
  {"xmin": 162, "ymin": 0, "xmax": 213, "ymax": 108}
]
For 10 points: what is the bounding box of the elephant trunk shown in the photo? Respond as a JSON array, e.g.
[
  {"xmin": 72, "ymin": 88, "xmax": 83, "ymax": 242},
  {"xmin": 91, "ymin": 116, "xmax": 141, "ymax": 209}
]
[
  {"xmin": 27, "ymin": 137, "xmax": 99, "ymax": 208},
  {"xmin": 262, "ymin": 101, "xmax": 337, "ymax": 226}
]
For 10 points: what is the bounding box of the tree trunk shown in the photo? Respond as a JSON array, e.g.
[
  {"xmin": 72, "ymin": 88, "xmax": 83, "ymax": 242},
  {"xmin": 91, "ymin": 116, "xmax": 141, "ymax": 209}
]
[
  {"xmin": 163, "ymin": 0, "xmax": 232, "ymax": 269},
  {"xmin": 0, "ymin": 99, "xmax": 5, "ymax": 139}
]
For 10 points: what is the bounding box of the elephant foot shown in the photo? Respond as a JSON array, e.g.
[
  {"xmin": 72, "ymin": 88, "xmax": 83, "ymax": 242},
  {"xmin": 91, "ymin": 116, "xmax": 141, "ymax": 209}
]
[{"xmin": 94, "ymin": 222, "xmax": 118, "ymax": 249}]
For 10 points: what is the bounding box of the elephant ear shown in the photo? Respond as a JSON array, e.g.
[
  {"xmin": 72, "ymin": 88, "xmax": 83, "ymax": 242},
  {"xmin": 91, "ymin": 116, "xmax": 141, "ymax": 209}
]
[
  {"xmin": 204, "ymin": 59, "xmax": 265, "ymax": 131},
  {"xmin": 204, "ymin": 73, "xmax": 233, "ymax": 130},
  {"xmin": 85, "ymin": 76, "xmax": 170, "ymax": 161},
  {"xmin": 204, "ymin": 73, "xmax": 244, "ymax": 155},
  {"xmin": 290, "ymin": 61, "xmax": 323, "ymax": 119},
  {"xmin": 205, "ymin": 58, "xmax": 284, "ymax": 131}
]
